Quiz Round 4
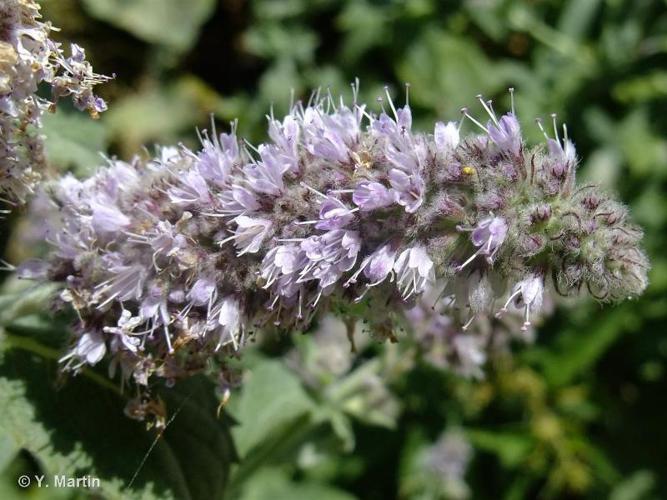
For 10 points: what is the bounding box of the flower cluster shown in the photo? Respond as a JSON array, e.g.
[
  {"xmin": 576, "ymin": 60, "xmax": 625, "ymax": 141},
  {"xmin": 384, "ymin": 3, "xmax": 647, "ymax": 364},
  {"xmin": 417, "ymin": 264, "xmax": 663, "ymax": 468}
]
[
  {"xmin": 422, "ymin": 429, "xmax": 473, "ymax": 500},
  {"xmin": 32, "ymin": 84, "xmax": 648, "ymax": 390},
  {"xmin": 405, "ymin": 280, "xmax": 551, "ymax": 379},
  {"xmin": 0, "ymin": 0, "xmax": 109, "ymax": 206}
]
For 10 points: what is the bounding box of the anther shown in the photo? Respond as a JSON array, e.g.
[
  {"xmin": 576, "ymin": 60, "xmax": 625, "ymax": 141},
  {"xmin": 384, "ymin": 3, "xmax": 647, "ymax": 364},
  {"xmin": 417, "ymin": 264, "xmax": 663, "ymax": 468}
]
[{"xmin": 477, "ymin": 94, "xmax": 499, "ymax": 126}]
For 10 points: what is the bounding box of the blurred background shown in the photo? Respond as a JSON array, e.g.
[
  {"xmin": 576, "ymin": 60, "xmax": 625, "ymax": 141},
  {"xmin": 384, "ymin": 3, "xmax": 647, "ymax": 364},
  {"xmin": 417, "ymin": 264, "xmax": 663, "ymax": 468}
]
[{"xmin": 1, "ymin": 0, "xmax": 667, "ymax": 498}]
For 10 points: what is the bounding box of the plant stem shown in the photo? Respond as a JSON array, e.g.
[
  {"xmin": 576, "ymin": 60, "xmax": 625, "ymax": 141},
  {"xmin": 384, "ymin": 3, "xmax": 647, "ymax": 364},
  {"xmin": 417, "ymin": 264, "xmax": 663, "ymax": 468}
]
[{"xmin": 1, "ymin": 330, "xmax": 123, "ymax": 396}]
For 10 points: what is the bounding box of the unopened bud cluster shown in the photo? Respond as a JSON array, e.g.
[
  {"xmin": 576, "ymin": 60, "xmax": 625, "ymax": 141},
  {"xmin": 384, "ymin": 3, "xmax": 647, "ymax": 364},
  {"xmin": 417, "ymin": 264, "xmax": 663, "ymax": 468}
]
[
  {"xmin": 0, "ymin": 0, "xmax": 109, "ymax": 206},
  {"xmin": 31, "ymin": 83, "xmax": 648, "ymax": 388}
]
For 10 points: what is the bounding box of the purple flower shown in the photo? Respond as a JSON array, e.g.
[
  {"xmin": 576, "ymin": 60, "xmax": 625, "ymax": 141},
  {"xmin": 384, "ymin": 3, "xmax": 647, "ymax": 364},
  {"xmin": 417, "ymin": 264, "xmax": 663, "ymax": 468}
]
[
  {"xmin": 496, "ymin": 274, "xmax": 544, "ymax": 331},
  {"xmin": 93, "ymin": 263, "xmax": 147, "ymax": 308},
  {"xmin": 471, "ymin": 217, "xmax": 508, "ymax": 253},
  {"xmin": 186, "ymin": 277, "xmax": 217, "ymax": 307},
  {"xmin": 268, "ymin": 114, "xmax": 300, "ymax": 173},
  {"xmin": 316, "ymin": 199, "xmax": 357, "ymax": 229},
  {"xmin": 452, "ymin": 334, "xmax": 486, "ymax": 379},
  {"xmin": 140, "ymin": 284, "xmax": 170, "ymax": 323},
  {"xmin": 388, "ymin": 168, "xmax": 424, "ymax": 213},
  {"xmin": 457, "ymin": 216, "xmax": 509, "ymax": 270},
  {"xmin": 547, "ymin": 138, "xmax": 577, "ymax": 181},
  {"xmin": 303, "ymin": 105, "xmax": 362, "ymax": 164},
  {"xmin": 364, "ymin": 244, "xmax": 397, "ymax": 284},
  {"xmin": 487, "ymin": 113, "xmax": 521, "ymax": 156},
  {"xmin": 261, "ymin": 245, "xmax": 302, "ymax": 288},
  {"xmin": 91, "ymin": 203, "xmax": 130, "ymax": 235},
  {"xmin": 373, "ymin": 105, "xmax": 426, "ymax": 175},
  {"xmin": 73, "ymin": 331, "xmax": 106, "ymax": 366},
  {"xmin": 394, "ymin": 247, "xmax": 435, "ymax": 299},
  {"xmin": 243, "ymin": 144, "xmax": 287, "ymax": 195},
  {"xmin": 216, "ymin": 185, "xmax": 260, "ymax": 216},
  {"xmin": 297, "ymin": 230, "xmax": 361, "ymax": 296},
  {"xmin": 434, "ymin": 121, "xmax": 459, "ymax": 155},
  {"xmin": 103, "ymin": 309, "xmax": 143, "ymax": 353},
  {"xmin": 148, "ymin": 221, "xmax": 188, "ymax": 258},
  {"xmin": 352, "ymin": 181, "xmax": 397, "ymax": 211},
  {"xmin": 216, "ymin": 297, "xmax": 242, "ymax": 350},
  {"xmin": 424, "ymin": 430, "xmax": 473, "ymax": 482},
  {"xmin": 372, "ymin": 106, "xmax": 412, "ymax": 138},
  {"xmin": 220, "ymin": 215, "xmax": 273, "ymax": 255},
  {"xmin": 196, "ymin": 131, "xmax": 239, "ymax": 186},
  {"xmin": 346, "ymin": 243, "xmax": 398, "ymax": 295},
  {"xmin": 301, "ymin": 230, "xmax": 361, "ymax": 271},
  {"xmin": 168, "ymin": 169, "xmax": 211, "ymax": 206}
]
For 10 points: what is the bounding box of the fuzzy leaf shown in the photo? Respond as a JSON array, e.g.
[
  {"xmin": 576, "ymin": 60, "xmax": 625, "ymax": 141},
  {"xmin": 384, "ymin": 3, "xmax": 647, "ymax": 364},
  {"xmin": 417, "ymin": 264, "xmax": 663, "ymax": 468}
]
[
  {"xmin": 0, "ymin": 326, "xmax": 236, "ymax": 500},
  {"xmin": 228, "ymin": 357, "xmax": 315, "ymax": 458}
]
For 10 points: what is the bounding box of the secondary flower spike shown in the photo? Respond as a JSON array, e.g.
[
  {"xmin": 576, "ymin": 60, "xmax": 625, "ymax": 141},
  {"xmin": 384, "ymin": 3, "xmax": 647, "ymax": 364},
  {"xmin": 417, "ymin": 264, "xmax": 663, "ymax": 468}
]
[
  {"xmin": 0, "ymin": 0, "xmax": 110, "ymax": 206},
  {"xmin": 33, "ymin": 84, "xmax": 648, "ymax": 389}
]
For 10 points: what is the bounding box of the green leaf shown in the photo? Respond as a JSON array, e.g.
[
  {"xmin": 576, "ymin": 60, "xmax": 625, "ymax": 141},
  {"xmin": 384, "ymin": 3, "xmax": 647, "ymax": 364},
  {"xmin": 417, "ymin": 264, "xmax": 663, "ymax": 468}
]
[
  {"xmin": 0, "ymin": 280, "xmax": 59, "ymax": 328},
  {"xmin": 610, "ymin": 471, "xmax": 657, "ymax": 500},
  {"xmin": 42, "ymin": 112, "xmax": 109, "ymax": 176},
  {"xmin": 326, "ymin": 360, "xmax": 400, "ymax": 431},
  {"xmin": 81, "ymin": 0, "xmax": 216, "ymax": 52},
  {"xmin": 227, "ymin": 357, "xmax": 315, "ymax": 458},
  {"xmin": 536, "ymin": 307, "xmax": 639, "ymax": 387},
  {"xmin": 557, "ymin": 0, "xmax": 602, "ymax": 41},
  {"xmin": 613, "ymin": 71, "xmax": 667, "ymax": 104},
  {"xmin": 0, "ymin": 329, "xmax": 236, "ymax": 500},
  {"xmin": 397, "ymin": 29, "xmax": 508, "ymax": 118},
  {"xmin": 244, "ymin": 24, "xmax": 318, "ymax": 63},
  {"xmin": 105, "ymin": 76, "xmax": 222, "ymax": 155},
  {"xmin": 0, "ymin": 434, "xmax": 18, "ymax": 473},
  {"xmin": 466, "ymin": 429, "xmax": 533, "ymax": 468},
  {"xmin": 337, "ymin": 1, "xmax": 391, "ymax": 63},
  {"xmin": 238, "ymin": 467, "xmax": 355, "ymax": 500}
]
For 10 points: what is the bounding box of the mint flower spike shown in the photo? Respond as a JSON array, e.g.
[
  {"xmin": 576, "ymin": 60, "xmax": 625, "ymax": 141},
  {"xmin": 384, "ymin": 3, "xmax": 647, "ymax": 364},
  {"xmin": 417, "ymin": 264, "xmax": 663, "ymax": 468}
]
[
  {"xmin": 0, "ymin": 0, "xmax": 110, "ymax": 207},
  {"xmin": 32, "ymin": 83, "xmax": 648, "ymax": 391}
]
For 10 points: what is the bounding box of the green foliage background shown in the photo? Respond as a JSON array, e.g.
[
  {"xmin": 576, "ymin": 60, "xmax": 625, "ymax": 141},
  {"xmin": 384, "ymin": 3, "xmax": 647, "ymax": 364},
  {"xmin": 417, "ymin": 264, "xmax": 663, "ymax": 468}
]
[{"xmin": 1, "ymin": 0, "xmax": 667, "ymax": 498}]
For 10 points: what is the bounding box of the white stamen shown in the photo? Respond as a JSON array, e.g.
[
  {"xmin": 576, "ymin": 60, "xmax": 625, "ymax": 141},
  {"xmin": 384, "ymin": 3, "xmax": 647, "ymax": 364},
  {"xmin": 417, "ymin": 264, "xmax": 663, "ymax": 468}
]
[
  {"xmin": 456, "ymin": 248, "xmax": 482, "ymax": 272},
  {"xmin": 521, "ymin": 305, "xmax": 531, "ymax": 331},
  {"xmin": 351, "ymin": 77, "xmax": 360, "ymax": 104},
  {"xmin": 460, "ymin": 107, "xmax": 489, "ymax": 133},
  {"xmin": 376, "ymin": 96, "xmax": 386, "ymax": 114},
  {"xmin": 535, "ymin": 118, "xmax": 550, "ymax": 141},
  {"xmin": 551, "ymin": 113, "xmax": 560, "ymax": 147},
  {"xmin": 299, "ymin": 181, "xmax": 329, "ymax": 199},
  {"xmin": 495, "ymin": 289, "xmax": 521, "ymax": 318},
  {"xmin": 477, "ymin": 94, "xmax": 499, "ymax": 126},
  {"xmin": 164, "ymin": 324, "xmax": 174, "ymax": 354},
  {"xmin": 384, "ymin": 85, "xmax": 399, "ymax": 122}
]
